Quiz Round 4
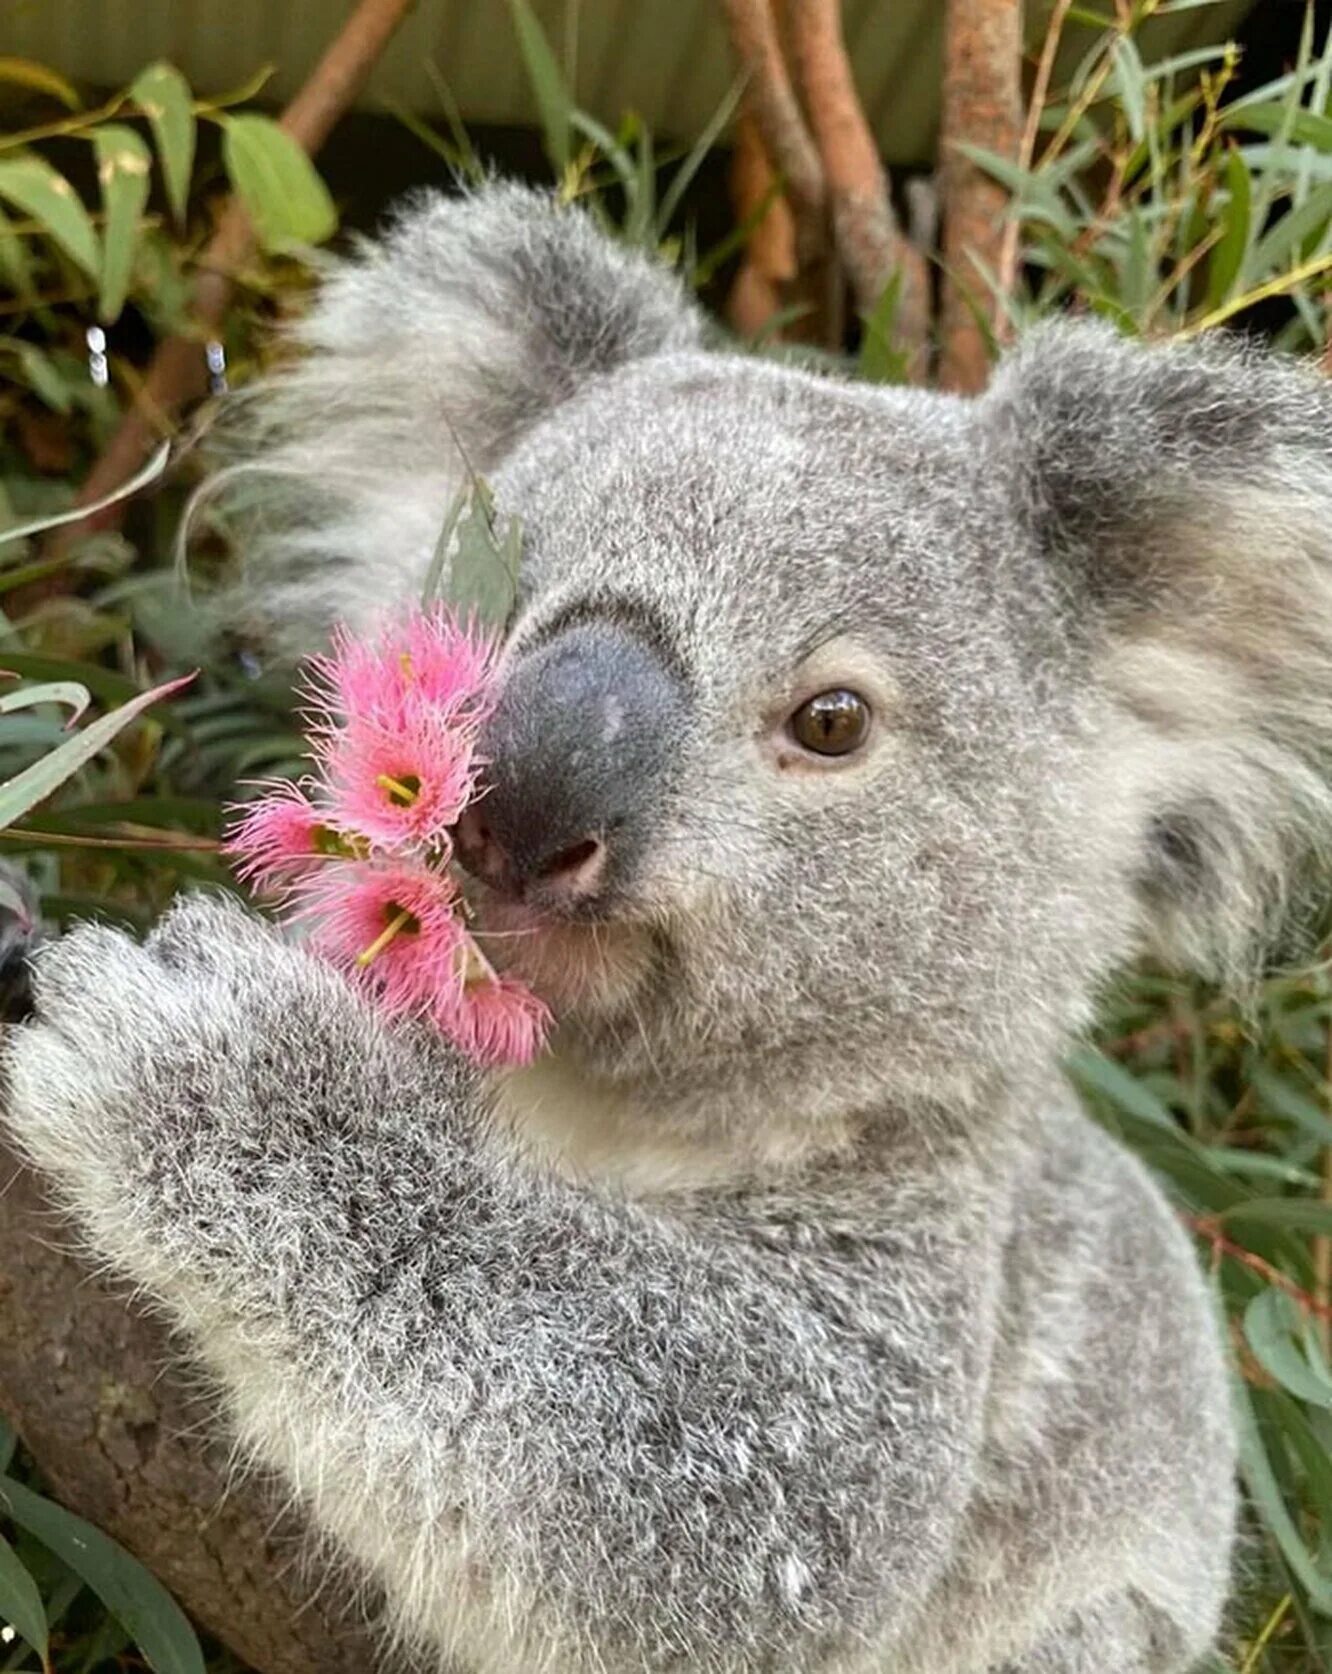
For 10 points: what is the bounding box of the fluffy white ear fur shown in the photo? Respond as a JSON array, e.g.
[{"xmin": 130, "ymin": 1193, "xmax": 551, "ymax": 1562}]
[
  {"xmin": 988, "ymin": 322, "xmax": 1332, "ymax": 981},
  {"xmin": 197, "ymin": 183, "xmax": 701, "ymax": 648}
]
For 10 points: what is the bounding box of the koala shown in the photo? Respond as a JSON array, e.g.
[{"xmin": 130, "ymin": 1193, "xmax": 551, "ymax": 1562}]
[{"xmin": 22, "ymin": 177, "xmax": 1332, "ymax": 1672}]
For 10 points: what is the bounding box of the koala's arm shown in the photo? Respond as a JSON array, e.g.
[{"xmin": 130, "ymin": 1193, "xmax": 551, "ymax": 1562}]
[{"xmin": 2, "ymin": 897, "xmax": 987, "ymax": 1673}]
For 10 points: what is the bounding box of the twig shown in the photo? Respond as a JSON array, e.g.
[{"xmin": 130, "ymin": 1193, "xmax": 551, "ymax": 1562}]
[
  {"xmin": 937, "ymin": 0, "xmax": 1023, "ymax": 393},
  {"xmin": 787, "ymin": 0, "xmax": 930, "ymax": 374},
  {"xmin": 994, "ymin": 0, "xmax": 1073, "ymax": 339},
  {"xmin": 726, "ymin": 113, "xmax": 799, "ymax": 336},
  {"xmin": 1190, "ymin": 1214, "xmax": 1332, "ymax": 1325},
  {"xmin": 61, "ymin": 0, "xmax": 416, "ymax": 546},
  {"xmin": 718, "ymin": 0, "xmax": 842, "ymax": 345}
]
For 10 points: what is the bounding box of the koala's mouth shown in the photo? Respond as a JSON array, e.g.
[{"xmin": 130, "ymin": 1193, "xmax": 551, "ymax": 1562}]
[{"xmin": 462, "ymin": 886, "xmax": 658, "ymax": 1017}]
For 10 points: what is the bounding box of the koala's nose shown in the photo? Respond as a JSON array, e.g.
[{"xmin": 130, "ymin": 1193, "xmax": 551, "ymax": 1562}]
[{"xmin": 457, "ymin": 620, "xmax": 685, "ymax": 911}]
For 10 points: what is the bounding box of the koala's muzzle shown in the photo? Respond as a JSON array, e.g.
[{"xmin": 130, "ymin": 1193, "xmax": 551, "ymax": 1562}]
[{"xmin": 457, "ymin": 621, "xmax": 685, "ymax": 913}]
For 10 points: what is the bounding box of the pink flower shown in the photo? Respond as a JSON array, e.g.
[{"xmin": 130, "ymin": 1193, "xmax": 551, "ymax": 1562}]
[
  {"xmin": 437, "ymin": 939, "xmax": 552, "ymax": 1067},
  {"xmin": 319, "ymin": 712, "xmax": 479, "ymax": 853},
  {"xmin": 307, "ymin": 609, "xmax": 497, "ymax": 735},
  {"xmin": 224, "ymin": 783, "xmax": 339, "ymax": 892},
  {"xmin": 300, "ymin": 860, "xmax": 465, "ymax": 1021}
]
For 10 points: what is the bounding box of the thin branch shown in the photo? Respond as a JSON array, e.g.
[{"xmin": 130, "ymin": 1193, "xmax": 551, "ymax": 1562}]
[
  {"xmin": 64, "ymin": 0, "xmax": 416, "ymax": 544},
  {"xmin": 994, "ymin": 0, "xmax": 1073, "ymax": 339},
  {"xmin": 726, "ymin": 112, "xmax": 799, "ymax": 336},
  {"xmin": 787, "ymin": 0, "xmax": 930, "ymax": 372},
  {"xmin": 717, "ymin": 0, "xmax": 843, "ymax": 345},
  {"xmin": 937, "ymin": 0, "xmax": 1023, "ymax": 393}
]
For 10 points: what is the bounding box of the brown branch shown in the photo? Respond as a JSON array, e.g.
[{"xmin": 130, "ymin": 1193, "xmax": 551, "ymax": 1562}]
[
  {"xmin": 717, "ymin": 0, "xmax": 842, "ymax": 346},
  {"xmin": 0, "ymin": 1145, "xmax": 395, "ymax": 1674},
  {"xmin": 726, "ymin": 113, "xmax": 799, "ymax": 336},
  {"xmin": 993, "ymin": 0, "xmax": 1073, "ymax": 341},
  {"xmin": 937, "ymin": 0, "xmax": 1023, "ymax": 393},
  {"xmin": 787, "ymin": 0, "xmax": 930, "ymax": 374},
  {"xmin": 65, "ymin": 0, "xmax": 416, "ymax": 544}
]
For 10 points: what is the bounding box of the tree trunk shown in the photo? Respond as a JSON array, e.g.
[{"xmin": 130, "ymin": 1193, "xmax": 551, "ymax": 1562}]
[
  {"xmin": 0, "ymin": 1141, "xmax": 393, "ymax": 1674},
  {"xmin": 938, "ymin": 0, "xmax": 1023, "ymax": 392}
]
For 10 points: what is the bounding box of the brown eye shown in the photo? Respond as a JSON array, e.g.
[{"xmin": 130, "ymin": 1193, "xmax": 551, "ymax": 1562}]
[{"xmin": 789, "ymin": 689, "xmax": 871, "ymax": 757}]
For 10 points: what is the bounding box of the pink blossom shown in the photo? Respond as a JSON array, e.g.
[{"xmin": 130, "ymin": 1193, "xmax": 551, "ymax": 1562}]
[
  {"xmin": 307, "ymin": 608, "xmax": 497, "ymax": 735},
  {"xmin": 319, "ymin": 712, "xmax": 479, "ymax": 853},
  {"xmin": 437, "ymin": 940, "xmax": 552, "ymax": 1067},
  {"xmin": 300, "ymin": 860, "xmax": 465, "ymax": 1021},
  {"xmin": 224, "ymin": 783, "xmax": 338, "ymax": 892}
]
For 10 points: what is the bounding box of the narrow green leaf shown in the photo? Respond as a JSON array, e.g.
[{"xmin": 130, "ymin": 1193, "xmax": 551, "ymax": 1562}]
[
  {"xmin": 655, "ymin": 75, "xmax": 745, "ymax": 239},
  {"xmin": 219, "ymin": 115, "xmax": 335, "ymax": 253},
  {"xmin": 422, "ymin": 477, "xmax": 520, "ymax": 632},
  {"xmin": 0, "ymin": 1476, "xmax": 204, "ymax": 1674},
  {"xmin": 507, "ymin": 0, "xmax": 572, "ymax": 173},
  {"xmin": 1235, "ymin": 1380, "xmax": 1332, "ymax": 1613},
  {"xmin": 0, "ymin": 56, "xmax": 80, "ymax": 109},
  {"xmin": 0, "ymin": 155, "xmax": 99, "ymax": 278},
  {"xmin": 93, "ymin": 124, "xmax": 151, "ymax": 322},
  {"xmin": 1110, "ymin": 35, "xmax": 1148, "ymax": 143},
  {"xmin": 0, "ymin": 441, "xmax": 171, "ymax": 550},
  {"xmin": 1206, "ymin": 147, "xmax": 1252, "ymax": 307},
  {"xmin": 1221, "ymin": 100, "xmax": 1332, "ymax": 151},
  {"xmin": 858, "ymin": 272, "xmax": 908, "ymax": 384},
  {"xmin": 1247, "ymin": 180, "xmax": 1332, "ymax": 281},
  {"xmin": 0, "ymin": 681, "xmax": 91, "ymax": 723},
  {"xmin": 1244, "ymin": 1290, "xmax": 1332, "ymax": 1408},
  {"xmin": 0, "ymin": 1529, "xmax": 47, "ymax": 1661},
  {"xmin": 1221, "ymin": 1198, "xmax": 1332, "ymax": 1235},
  {"xmin": 1248, "ymin": 1063, "xmax": 1332, "ymax": 1145},
  {"xmin": 0, "ymin": 671, "xmax": 195, "ymax": 831},
  {"xmin": 1065, "ymin": 1046, "xmax": 1179, "ymax": 1131},
  {"xmin": 0, "ymin": 203, "xmax": 34, "ymax": 301},
  {"xmin": 8, "ymin": 342, "xmax": 72, "ymax": 414},
  {"xmin": 130, "ymin": 62, "xmax": 195, "ymax": 224}
]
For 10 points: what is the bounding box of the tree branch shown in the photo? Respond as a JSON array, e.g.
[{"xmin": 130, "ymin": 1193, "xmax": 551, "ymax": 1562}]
[
  {"xmin": 787, "ymin": 0, "xmax": 931, "ymax": 372},
  {"xmin": 0, "ymin": 1143, "xmax": 395, "ymax": 1673},
  {"xmin": 937, "ymin": 0, "xmax": 1023, "ymax": 392}
]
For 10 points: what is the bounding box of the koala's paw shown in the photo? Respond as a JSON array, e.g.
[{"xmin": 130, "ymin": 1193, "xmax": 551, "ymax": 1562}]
[{"xmin": 2, "ymin": 892, "xmax": 383, "ymax": 1222}]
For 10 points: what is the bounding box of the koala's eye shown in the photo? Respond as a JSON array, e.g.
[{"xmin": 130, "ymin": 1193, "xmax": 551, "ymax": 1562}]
[{"xmin": 788, "ymin": 689, "xmax": 871, "ymax": 757}]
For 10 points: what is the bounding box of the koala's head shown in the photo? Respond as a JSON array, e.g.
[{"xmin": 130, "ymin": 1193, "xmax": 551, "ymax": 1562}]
[{"xmin": 219, "ymin": 185, "xmax": 1332, "ymax": 1126}]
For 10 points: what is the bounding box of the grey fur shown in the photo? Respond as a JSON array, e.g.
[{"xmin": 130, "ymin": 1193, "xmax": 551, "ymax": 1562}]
[{"xmin": 17, "ymin": 181, "xmax": 1321, "ymax": 1671}]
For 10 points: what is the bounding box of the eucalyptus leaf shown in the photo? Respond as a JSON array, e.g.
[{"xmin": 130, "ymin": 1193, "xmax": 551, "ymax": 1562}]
[
  {"xmin": 0, "ymin": 680, "xmax": 91, "ymax": 724},
  {"xmin": 0, "ymin": 1476, "xmax": 204, "ymax": 1674},
  {"xmin": 422, "ymin": 477, "xmax": 521, "ymax": 632},
  {"xmin": 507, "ymin": 0, "xmax": 572, "ymax": 173},
  {"xmin": 1244, "ymin": 1290, "xmax": 1332, "ymax": 1408},
  {"xmin": 0, "ymin": 1530, "xmax": 47, "ymax": 1662},
  {"xmin": 220, "ymin": 114, "xmax": 336, "ymax": 253},
  {"xmin": 131, "ymin": 62, "xmax": 195, "ymax": 224},
  {"xmin": 0, "ymin": 442, "xmax": 171, "ymax": 550},
  {"xmin": 93, "ymin": 124, "xmax": 152, "ymax": 322},
  {"xmin": 0, "ymin": 154, "xmax": 99, "ymax": 278},
  {"xmin": 0, "ymin": 671, "xmax": 195, "ymax": 831}
]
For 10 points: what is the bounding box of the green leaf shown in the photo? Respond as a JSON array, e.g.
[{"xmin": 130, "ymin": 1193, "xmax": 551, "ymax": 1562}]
[
  {"xmin": 0, "ymin": 441, "xmax": 171, "ymax": 550},
  {"xmin": 655, "ymin": 75, "xmax": 745, "ymax": 239},
  {"xmin": 858, "ymin": 272, "xmax": 908, "ymax": 384},
  {"xmin": 130, "ymin": 62, "xmax": 195, "ymax": 225},
  {"xmin": 1222, "ymin": 100, "xmax": 1332, "ymax": 151},
  {"xmin": 1065, "ymin": 1046, "xmax": 1180, "ymax": 1130},
  {"xmin": 0, "ymin": 155, "xmax": 99, "ymax": 278},
  {"xmin": 0, "ymin": 680, "xmax": 91, "ymax": 724},
  {"xmin": 422, "ymin": 477, "xmax": 521, "ymax": 633},
  {"xmin": 1248, "ymin": 1063, "xmax": 1332, "ymax": 1145},
  {"xmin": 0, "ymin": 1529, "xmax": 47, "ymax": 1661},
  {"xmin": 93, "ymin": 124, "xmax": 151, "ymax": 322},
  {"xmin": 0, "ymin": 671, "xmax": 195, "ymax": 831},
  {"xmin": 1244, "ymin": 1289, "xmax": 1332, "ymax": 1408},
  {"xmin": 1235, "ymin": 1379, "xmax": 1332, "ymax": 1613},
  {"xmin": 0, "ymin": 56, "xmax": 80, "ymax": 109},
  {"xmin": 1247, "ymin": 180, "xmax": 1332, "ymax": 281},
  {"xmin": 0, "ymin": 1476, "xmax": 204, "ymax": 1674},
  {"xmin": 1110, "ymin": 35, "xmax": 1148, "ymax": 143},
  {"xmin": 1221, "ymin": 1198, "xmax": 1332, "ymax": 1235},
  {"xmin": 507, "ymin": 0, "xmax": 572, "ymax": 173},
  {"xmin": 219, "ymin": 115, "xmax": 335, "ymax": 253},
  {"xmin": 6, "ymin": 341, "xmax": 72, "ymax": 414},
  {"xmin": 1207, "ymin": 147, "xmax": 1252, "ymax": 307}
]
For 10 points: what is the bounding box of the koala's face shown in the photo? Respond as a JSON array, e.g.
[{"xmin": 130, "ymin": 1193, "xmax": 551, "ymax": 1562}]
[
  {"xmin": 462, "ymin": 354, "xmax": 1135, "ymax": 1110},
  {"xmin": 232, "ymin": 189, "xmax": 1332, "ymax": 1118}
]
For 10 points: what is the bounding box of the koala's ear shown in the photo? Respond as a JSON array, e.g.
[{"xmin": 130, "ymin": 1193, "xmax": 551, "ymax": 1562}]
[
  {"xmin": 985, "ymin": 321, "xmax": 1332, "ymax": 979},
  {"xmin": 204, "ymin": 183, "xmax": 702, "ymax": 643}
]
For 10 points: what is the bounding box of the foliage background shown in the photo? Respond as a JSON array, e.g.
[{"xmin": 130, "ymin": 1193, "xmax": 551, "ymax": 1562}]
[{"xmin": 5, "ymin": 3, "xmax": 1332, "ymax": 1671}]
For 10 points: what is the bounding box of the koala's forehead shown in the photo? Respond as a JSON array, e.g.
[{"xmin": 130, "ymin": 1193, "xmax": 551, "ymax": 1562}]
[{"xmin": 498, "ymin": 352, "xmax": 998, "ymax": 659}]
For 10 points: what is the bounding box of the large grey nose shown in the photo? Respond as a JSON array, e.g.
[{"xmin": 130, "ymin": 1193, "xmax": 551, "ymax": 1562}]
[{"xmin": 456, "ymin": 620, "xmax": 685, "ymax": 910}]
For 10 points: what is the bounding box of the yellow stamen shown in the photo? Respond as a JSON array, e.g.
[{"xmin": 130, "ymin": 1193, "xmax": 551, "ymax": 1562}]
[
  {"xmin": 399, "ymin": 650, "xmax": 414, "ymax": 680},
  {"xmin": 356, "ymin": 907, "xmax": 415, "ymax": 967},
  {"xmin": 376, "ymin": 772, "xmax": 420, "ymax": 806}
]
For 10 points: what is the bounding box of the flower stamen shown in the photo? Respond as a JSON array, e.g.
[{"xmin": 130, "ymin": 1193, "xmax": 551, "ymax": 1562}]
[
  {"xmin": 376, "ymin": 772, "xmax": 422, "ymax": 807},
  {"xmin": 356, "ymin": 904, "xmax": 420, "ymax": 966}
]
